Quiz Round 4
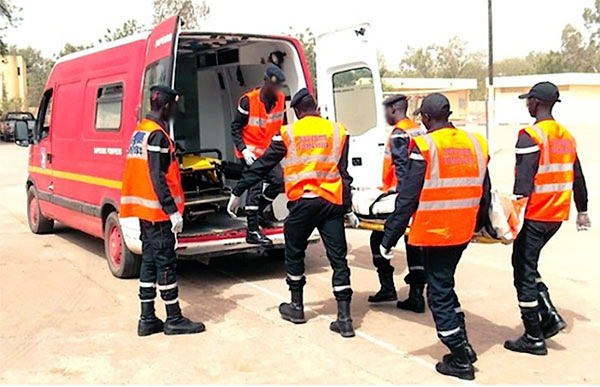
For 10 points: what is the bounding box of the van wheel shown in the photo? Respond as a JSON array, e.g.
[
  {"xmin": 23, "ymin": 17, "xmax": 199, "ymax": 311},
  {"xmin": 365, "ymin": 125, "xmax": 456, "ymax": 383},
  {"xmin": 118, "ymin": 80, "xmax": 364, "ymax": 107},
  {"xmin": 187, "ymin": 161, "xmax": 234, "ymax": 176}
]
[
  {"xmin": 104, "ymin": 212, "xmax": 141, "ymax": 279},
  {"xmin": 27, "ymin": 186, "xmax": 54, "ymax": 234}
]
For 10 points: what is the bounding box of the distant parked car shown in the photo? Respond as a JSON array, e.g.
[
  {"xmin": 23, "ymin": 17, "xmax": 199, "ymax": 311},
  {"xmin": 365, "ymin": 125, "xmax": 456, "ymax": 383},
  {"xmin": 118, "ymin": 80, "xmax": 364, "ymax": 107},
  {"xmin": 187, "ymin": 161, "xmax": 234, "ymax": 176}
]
[{"xmin": 1, "ymin": 112, "xmax": 35, "ymax": 142}]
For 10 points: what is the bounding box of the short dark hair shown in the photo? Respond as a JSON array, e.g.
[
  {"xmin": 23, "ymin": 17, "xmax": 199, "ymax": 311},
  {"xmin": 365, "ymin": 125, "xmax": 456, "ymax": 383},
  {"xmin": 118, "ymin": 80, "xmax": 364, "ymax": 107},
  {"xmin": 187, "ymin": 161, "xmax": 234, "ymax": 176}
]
[
  {"xmin": 391, "ymin": 98, "xmax": 408, "ymax": 114},
  {"xmin": 294, "ymin": 95, "xmax": 317, "ymax": 113},
  {"xmin": 150, "ymin": 90, "xmax": 171, "ymax": 111}
]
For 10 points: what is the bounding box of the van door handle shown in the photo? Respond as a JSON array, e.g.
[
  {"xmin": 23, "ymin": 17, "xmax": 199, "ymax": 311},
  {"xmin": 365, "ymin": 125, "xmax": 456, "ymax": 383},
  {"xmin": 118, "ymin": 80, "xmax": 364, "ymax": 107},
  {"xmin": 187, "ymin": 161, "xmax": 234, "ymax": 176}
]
[{"xmin": 47, "ymin": 153, "xmax": 52, "ymax": 163}]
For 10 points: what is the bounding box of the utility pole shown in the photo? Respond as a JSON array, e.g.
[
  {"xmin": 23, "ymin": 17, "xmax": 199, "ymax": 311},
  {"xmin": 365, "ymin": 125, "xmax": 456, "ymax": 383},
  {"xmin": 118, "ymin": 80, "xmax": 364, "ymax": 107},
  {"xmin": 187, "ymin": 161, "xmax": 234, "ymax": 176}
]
[{"xmin": 486, "ymin": 0, "xmax": 494, "ymax": 141}]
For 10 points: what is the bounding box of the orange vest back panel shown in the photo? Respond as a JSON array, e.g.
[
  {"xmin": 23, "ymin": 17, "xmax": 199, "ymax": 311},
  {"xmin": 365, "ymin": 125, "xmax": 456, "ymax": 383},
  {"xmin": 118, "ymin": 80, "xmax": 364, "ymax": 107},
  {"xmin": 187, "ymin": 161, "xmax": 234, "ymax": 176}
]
[
  {"xmin": 281, "ymin": 116, "xmax": 347, "ymax": 205},
  {"xmin": 120, "ymin": 119, "xmax": 185, "ymax": 221},
  {"xmin": 522, "ymin": 120, "xmax": 576, "ymax": 222},
  {"xmin": 409, "ymin": 128, "xmax": 488, "ymax": 247},
  {"xmin": 382, "ymin": 118, "xmax": 424, "ymax": 192},
  {"xmin": 235, "ymin": 88, "xmax": 285, "ymax": 158}
]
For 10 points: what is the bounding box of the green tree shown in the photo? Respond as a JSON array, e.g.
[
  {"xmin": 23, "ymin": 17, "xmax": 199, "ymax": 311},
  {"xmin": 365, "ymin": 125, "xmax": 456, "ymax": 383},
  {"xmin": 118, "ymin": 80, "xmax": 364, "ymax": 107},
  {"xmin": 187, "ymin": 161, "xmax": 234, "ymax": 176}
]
[
  {"xmin": 287, "ymin": 27, "xmax": 316, "ymax": 88},
  {"xmin": 56, "ymin": 42, "xmax": 94, "ymax": 59},
  {"xmin": 153, "ymin": 0, "xmax": 210, "ymax": 29},
  {"xmin": 0, "ymin": 97, "xmax": 23, "ymax": 117},
  {"xmin": 7, "ymin": 46, "xmax": 55, "ymax": 107},
  {"xmin": 583, "ymin": 0, "xmax": 600, "ymax": 41},
  {"xmin": 0, "ymin": 0, "xmax": 21, "ymax": 55},
  {"xmin": 101, "ymin": 19, "xmax": 144, "ymax": 43}
]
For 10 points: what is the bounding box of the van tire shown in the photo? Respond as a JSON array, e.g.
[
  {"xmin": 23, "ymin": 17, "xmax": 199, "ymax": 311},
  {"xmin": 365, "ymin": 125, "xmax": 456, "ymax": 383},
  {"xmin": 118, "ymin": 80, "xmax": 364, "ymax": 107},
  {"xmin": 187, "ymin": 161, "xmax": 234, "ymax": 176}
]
[
  {"xmin": 27, "ymin": 186, "xmax": 54, "ymax": 234},
  {"xmin": 104, "ymin": 212, "xmax": 141, "ymax": 279}
]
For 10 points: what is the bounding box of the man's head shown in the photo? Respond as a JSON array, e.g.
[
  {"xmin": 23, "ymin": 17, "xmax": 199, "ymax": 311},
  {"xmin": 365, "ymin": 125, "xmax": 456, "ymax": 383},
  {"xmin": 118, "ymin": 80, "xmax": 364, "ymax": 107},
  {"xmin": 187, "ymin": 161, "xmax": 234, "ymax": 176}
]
[
  {"xmin": 518, "ymin": 81, "xmax": 560, "ymax": 118},
  {"xmin": 150, "ymin": 85, "xmax": 180, "ymax": 122},
  {"xmin": 383, "ymin": 94, "xmax": 408, "ymax": 126},
  {"xmin": 290, "ymin": 88, "xmax": 318, "ymax": 119},
  {"xmin": 415, "ymin": 93, "xmax": 452, "ymax": 130},
  {"xmin": 262, "ymin": 65, "xmax": 286, "ymax": 99}
]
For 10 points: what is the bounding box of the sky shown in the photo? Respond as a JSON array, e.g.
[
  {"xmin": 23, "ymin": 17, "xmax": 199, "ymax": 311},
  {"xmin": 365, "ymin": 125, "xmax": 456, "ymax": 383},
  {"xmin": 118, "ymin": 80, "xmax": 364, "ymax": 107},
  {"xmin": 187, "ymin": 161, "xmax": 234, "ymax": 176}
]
[{"xmin": 4, "ymin": 0, "xmax": 596, "ymax": 68}]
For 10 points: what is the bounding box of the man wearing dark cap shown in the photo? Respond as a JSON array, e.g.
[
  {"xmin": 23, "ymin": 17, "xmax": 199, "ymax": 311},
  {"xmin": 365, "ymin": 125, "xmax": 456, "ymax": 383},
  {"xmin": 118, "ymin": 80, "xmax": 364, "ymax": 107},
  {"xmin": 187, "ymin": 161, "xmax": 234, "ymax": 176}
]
[
  {"xmin": 121, "ymin": 85, "xmax": 205, "ymax": 337},
  {"xmin": 380, "ymin": 93, "xmax": 491, "ymax": 380},
  {"xmin": 227, "ymin": 88, "xmax": 359, "ymax": 338},
  {"xmin": 504, "ymin": 81, "xmax": 590, "ymax": 355},
  {"xmin": 230, "ymin": 65, "xmax": 287, "ymax": 245},
  {"xmin": 368, "ymin": 94, "xmax": 427, "ymax": 313}
]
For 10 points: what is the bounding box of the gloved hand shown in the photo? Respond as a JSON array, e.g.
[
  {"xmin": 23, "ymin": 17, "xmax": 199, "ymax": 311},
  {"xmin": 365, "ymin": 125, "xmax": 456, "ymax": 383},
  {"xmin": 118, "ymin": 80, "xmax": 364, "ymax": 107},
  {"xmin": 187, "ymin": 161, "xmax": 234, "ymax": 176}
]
[
  {"xmin": 242, "ymin": 148, "xmax": 257, "ymax": 166},
  {"xmin": 227, "ymin": 194, "xmax": 242, "ymax": 217},
  {"xmin": 169, "ymin": 212, "xmax": 184, "ymax": 234},
  {"xmin": 576, "ymin": 212, "xmax": 591, "ymax": 231},
  {"xmin": 379, "ymin": 244, "xmax": 394, "ymax": 260},
  {"xmin": 345, "ymin": 212, "xmax": 360, "ymax": 228}
]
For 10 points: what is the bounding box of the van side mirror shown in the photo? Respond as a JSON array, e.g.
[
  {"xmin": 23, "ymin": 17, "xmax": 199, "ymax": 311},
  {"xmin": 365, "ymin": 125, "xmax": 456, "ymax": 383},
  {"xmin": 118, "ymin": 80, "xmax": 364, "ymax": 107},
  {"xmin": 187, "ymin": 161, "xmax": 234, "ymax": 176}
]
[{"xmin": 14, "ymin": 120, "xmax": 31, "ymax": 147}]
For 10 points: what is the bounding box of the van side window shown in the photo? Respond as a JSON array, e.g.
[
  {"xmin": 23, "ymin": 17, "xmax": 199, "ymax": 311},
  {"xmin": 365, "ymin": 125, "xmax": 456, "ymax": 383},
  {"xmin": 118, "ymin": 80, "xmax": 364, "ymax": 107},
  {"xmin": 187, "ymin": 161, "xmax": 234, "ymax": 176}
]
[
  {"xmin": 332, "ymin": 67, "xmax": 377, "ymax": 136},
  {"xmin": 142, "ymin": 58, "xmax": 171, "ymax": 117},
  {"xmin": 95, "ymin": 83, "xmax": 124, "ymax": 131},
  {"xmin": 37, "ymin": 89, "xmax": 53, "ymax": 140}
]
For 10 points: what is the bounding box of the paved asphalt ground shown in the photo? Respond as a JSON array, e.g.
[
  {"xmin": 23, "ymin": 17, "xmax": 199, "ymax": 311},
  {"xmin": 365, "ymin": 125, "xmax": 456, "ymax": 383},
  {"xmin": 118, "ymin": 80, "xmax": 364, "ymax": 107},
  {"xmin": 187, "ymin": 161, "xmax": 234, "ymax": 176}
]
[{"xmin": 1, "ymin": 124, "xmax": 599, "ymax": 384}]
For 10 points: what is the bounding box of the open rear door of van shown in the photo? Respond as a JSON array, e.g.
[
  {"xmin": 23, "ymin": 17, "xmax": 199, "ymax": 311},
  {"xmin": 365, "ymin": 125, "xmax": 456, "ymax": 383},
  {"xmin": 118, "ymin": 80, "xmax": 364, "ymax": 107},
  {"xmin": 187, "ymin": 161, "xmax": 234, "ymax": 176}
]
[
  {"xmin": 315, "ymin": 23, "xmax": 385, "ymax": 189},
  {"xmin": 141, "ymin": 15, "xmax": 181, "ymax": 134}
]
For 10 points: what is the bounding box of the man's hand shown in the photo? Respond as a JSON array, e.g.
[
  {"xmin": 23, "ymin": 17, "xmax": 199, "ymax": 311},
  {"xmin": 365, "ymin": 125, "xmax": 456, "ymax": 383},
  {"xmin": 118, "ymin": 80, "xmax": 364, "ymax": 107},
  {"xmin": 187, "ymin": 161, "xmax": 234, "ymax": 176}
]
[
  {"xmin": 576, "ymin": 212, "xmax": 591, "ymax": 231},
  {"xmin": 242, "ymin": 148, "xmax": 257, "ymax": 166},
  {"xmin": 169, "ymin": 212, "xmax": 184, "ymax": 234},
  {"xmin": 345, "ymin": 212, "xmax": 360, "ymax": 228},
  {"xmin": 379, "ymin": 244, "xmax": 394, "ymax": 260},
  {"xmin": 227, "ymin": 194, "xmax": 242, "ymax": 217}
]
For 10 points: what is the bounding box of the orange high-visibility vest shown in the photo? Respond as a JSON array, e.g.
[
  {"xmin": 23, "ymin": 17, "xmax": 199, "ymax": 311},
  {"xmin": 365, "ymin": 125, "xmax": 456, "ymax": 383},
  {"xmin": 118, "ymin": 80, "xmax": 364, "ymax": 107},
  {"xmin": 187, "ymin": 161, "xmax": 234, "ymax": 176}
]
[
  {"xmin": 409, "ymin": 128, "xmax": 488, "ymax": 247},
  {"xmin": 235, "ymin": 88, "xmax": 285, "ymax": 158},
  {"xmin": 381, "ymin": 118, "xmax": 424, "ymax": 192},
  {"xmin": 120, "ymin": 119, "xmax": 185, "ymax": 221},
  {"xmin": 521, "ymin": 120, "xmax": 576, "ymax": 222},
  {"xmin": 280, "ymin": 116, "xmax": 347, "ymax": 205}
]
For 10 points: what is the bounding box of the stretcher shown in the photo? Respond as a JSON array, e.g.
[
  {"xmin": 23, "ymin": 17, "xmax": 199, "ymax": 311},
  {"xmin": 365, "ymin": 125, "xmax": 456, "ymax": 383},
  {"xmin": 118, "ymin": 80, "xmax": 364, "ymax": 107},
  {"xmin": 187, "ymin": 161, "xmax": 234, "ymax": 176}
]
[{"xmin": 351, "ymin": 189, "xmax": 525, "ymax": 245}]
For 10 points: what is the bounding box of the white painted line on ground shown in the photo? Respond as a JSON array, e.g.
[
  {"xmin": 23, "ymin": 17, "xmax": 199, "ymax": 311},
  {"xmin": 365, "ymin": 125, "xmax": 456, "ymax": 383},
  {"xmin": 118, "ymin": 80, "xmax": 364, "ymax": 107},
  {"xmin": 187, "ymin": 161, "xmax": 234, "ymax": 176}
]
[{"xmin": 217, "ymin": 268, "xmax": 476, "ymax": 386}]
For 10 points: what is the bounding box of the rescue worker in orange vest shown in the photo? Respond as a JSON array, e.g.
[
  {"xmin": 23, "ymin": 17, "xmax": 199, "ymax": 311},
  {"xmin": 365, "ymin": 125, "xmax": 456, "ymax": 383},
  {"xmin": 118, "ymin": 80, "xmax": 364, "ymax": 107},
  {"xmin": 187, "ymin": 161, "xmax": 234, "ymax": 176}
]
[
  {"xmin": 227, "ymin": 88, "xmax": 360, "ymax": 338},
  {"xmin": 369, "ymin": 94, "xmax": 427, "ymax": 313},
  {"xmin": 121, "ymin": 85, "xmax": 205, "ymax": 337},
  {"xmin": 231, "ymin": 65, "xmax": 286, "ymax": 246},
  {"xmin": 380, "ymin": 93, "xmax": 491, "ymax": 380},
  {"xmin": 504, "ymin": 82, "xmax": 590, "ymax": 355}
]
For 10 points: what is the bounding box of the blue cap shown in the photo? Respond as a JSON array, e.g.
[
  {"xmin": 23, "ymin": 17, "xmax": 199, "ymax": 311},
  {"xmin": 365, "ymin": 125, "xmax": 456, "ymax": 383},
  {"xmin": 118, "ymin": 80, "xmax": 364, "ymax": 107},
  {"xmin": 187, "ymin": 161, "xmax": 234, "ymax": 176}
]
[{"xmin": 265, "ymin": 65, "xmax": 285, "ymax": 84}]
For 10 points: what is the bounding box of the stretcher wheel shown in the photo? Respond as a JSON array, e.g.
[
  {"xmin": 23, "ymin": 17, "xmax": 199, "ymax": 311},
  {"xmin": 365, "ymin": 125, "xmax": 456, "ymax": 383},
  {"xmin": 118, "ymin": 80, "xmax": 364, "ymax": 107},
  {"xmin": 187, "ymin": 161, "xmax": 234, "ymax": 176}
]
[
  {"xmin": 104, "ymin": 212, "xmax": 140, "ymax": 278},
  {"xmin": 27, "ymin": 185, "xmax": 54, "ymax": 234}
]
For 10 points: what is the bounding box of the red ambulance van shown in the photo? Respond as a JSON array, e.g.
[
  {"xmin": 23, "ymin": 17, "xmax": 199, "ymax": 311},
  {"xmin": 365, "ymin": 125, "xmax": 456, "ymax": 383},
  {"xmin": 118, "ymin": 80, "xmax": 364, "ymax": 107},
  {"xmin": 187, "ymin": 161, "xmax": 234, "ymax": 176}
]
[{"xmin": 24, "ymin": 16, "xmax": 385, "ymax": 278}]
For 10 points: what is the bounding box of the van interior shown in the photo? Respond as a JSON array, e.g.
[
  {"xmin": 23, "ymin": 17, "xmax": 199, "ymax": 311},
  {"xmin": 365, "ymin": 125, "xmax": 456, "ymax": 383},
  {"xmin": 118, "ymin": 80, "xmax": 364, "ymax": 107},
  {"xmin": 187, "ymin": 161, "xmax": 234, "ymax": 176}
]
[{"xmin": 169, "ymin": 33, "xmax": 308, "ymax": 236}]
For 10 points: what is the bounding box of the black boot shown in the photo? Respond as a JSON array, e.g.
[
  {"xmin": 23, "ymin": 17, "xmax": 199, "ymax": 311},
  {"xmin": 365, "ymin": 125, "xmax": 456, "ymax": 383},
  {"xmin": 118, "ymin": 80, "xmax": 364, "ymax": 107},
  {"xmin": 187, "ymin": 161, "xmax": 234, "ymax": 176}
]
[
  {"xmin": 246, "ymin": 210, "xmax": 273, "ymax": 246},
  {"xmin": 368, "ymin": 261, "xmax": 397, "ymax": 303},
  {"xmin": 396, "ymin": 285, "xmax": 425, "ymax": 313},
  {"xmin": 164, "ymin": 302, "xmax": 206, "ymax": 335},
  {"xmin": 538, "ymin": 285, "xmax": 567, "ymax": 339},
  {"xmin": 329, "ymin": 300, "xmax": 355, "ymax": 338},
  {"xmin": 279, "ymin": 289, "xmax": 306, "ymax": 324},
  {"xmin": 258, "ymin": 199, "xmax": 278, "ymax": 229},
  {"xmin": 504, "ymin": 308, "xmax": 547, "ymax": 355},
  {"xmin": 436, "ymin": 341, "xmax": 475, "ymax": 381},
  {"xmin": 137, "ymin": 301, "xmax": 164, "ymax": 337}
]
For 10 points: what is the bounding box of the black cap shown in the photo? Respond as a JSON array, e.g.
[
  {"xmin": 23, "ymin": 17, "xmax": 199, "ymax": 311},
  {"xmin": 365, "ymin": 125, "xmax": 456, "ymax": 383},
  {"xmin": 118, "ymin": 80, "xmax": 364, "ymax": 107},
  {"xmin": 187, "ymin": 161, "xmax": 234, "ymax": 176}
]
[
  {"xmin": 150, "ymin": 85, "xmax": 180, "ymax": 103},
  {"xmin": 290, "ymin": 88, "xmax": 314, "ymax": 108},
  {"xmin": 518, "ymin": 81, "xmax": 561, "ymax": 102},
  {"xmin": 265, "ymin": 65, "xmax": 286, "ymax": 84},
  {"xmin": 383, "ymin": 94, "xmax": 407, "ymax": 106},
  {"xmin": 415, "ymin": 93, "xmax": 452, "ymax": 117}
]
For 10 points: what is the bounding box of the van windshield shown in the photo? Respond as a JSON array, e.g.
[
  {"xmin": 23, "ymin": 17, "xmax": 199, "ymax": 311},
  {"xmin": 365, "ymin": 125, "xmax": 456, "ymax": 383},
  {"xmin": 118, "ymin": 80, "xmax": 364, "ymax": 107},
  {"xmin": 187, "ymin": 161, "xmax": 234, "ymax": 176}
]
[{"xmin": 6, "ymin": 113, "xmax": 34, "ymax": 121}]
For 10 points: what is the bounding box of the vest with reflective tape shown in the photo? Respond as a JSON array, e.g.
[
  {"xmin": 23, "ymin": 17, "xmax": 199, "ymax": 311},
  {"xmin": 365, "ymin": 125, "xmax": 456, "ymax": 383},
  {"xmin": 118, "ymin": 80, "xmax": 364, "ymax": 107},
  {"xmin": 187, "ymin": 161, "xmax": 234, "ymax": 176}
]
[
  {"xmin": 281, "ymin": 117, "xmax": 347, "ymax": 205},
  {"xmin": 120, "ymin": 119, "xmax": 184, "ymax": 221},
  {"xmin": 382, "ymin": 118, "xmax": 424, "ymax": 192},
  {"xmin": 409, "ymin": 128, "xmax": 488, "ymax": 247},
  {"xmin": 235, "ymin": 88, "xmax": 285, "ymax": 158},
  {"xmin": 522, "ymin": 121, "xmax": 576, "ymax": 222}
]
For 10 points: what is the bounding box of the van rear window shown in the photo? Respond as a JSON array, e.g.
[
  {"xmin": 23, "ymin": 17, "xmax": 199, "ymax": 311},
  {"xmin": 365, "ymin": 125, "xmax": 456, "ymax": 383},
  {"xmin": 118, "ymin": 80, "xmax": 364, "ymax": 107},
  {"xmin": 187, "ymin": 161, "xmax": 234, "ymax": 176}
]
[{"xmin": 95, "ymin": 83, "xmax": 124, "ymax": 131}]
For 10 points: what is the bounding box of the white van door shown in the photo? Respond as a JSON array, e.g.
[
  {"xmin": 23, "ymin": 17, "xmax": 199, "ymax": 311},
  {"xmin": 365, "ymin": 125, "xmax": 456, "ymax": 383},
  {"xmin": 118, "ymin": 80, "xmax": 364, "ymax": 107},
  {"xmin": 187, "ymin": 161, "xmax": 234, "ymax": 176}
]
[{"xmin": 315, "ymin": 23, "xmax": 385, "ymax": 189}]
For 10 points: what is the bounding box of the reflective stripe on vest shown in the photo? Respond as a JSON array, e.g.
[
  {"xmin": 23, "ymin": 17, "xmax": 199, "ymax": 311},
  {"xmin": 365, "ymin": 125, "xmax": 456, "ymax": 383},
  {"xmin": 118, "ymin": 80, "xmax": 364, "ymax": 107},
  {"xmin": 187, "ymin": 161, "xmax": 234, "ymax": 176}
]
[
  {"xmin": 408, "ymin": 128, "xmax": 487, "ymax": 247},
  {"xmin": 281, "ymin": 118, "xmax": 345, "ymax": 205},
  {"xmin": 522, "ymin": 122, "xmax": 576, "ymax": 221}
]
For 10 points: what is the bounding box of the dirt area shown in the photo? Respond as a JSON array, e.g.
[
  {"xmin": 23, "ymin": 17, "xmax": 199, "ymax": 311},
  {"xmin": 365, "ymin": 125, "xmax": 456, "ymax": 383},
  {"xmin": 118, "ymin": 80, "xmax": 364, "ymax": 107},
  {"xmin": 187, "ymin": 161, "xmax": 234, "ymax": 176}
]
[{"xmin": 1, "ymin": 123, "xmax": 599, "ymax": 384}]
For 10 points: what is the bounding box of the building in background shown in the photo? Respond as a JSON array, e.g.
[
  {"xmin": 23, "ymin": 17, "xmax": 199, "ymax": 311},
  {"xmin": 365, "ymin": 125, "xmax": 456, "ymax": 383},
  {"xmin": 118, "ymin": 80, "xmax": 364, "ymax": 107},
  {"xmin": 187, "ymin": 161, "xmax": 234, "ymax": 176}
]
[
  {"xmin": 382, "ymin": 77, "xmax": 478, "ymax": 123},
  {"xmin": 0, "ymin": 55, "xmax": 28, "ymax": 109},
  {"xmin": 492, "ymin": 73, "xmax": 600, "ymax": 127}
]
